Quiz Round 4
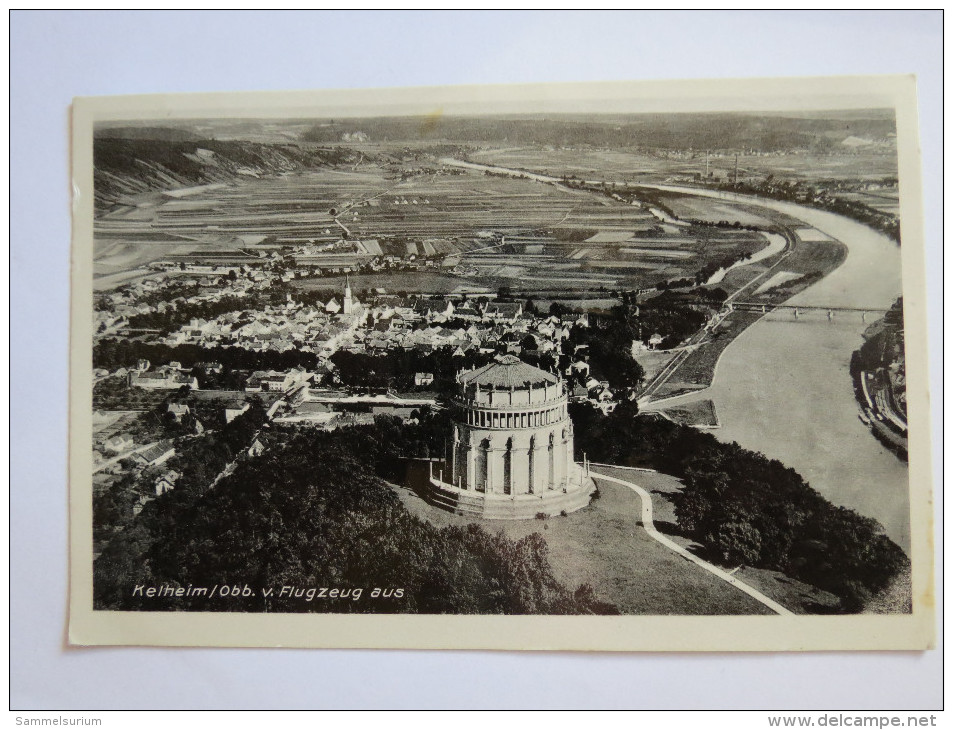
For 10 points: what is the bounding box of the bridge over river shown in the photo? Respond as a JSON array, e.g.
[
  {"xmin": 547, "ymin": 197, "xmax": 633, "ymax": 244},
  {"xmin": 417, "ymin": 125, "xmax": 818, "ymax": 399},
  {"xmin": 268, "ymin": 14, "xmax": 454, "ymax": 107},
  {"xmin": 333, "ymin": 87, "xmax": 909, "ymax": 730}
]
[
  {"xmin": 637, "ymin": 185, "xmax": 909, "ymax": 554},
  {"xmin": 728, "ymin": 301, "xmax": 889, "ymax": 321}
]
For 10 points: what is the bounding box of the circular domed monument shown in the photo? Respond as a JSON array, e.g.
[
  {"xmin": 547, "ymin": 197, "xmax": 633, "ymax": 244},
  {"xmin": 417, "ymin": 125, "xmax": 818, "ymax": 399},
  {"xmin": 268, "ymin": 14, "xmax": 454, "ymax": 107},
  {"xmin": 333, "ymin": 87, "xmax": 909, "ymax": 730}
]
[{"xmin": 426, "ymin": 355, "xmax": 595, "ymax": 519}]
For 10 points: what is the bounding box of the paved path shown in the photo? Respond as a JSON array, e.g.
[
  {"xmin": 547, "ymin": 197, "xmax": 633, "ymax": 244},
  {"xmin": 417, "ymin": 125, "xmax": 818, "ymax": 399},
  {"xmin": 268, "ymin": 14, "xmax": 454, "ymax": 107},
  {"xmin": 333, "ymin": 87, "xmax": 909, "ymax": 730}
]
[{"xmin": 590, "ymin": 469, "xmax": 795, "ymax": 616}]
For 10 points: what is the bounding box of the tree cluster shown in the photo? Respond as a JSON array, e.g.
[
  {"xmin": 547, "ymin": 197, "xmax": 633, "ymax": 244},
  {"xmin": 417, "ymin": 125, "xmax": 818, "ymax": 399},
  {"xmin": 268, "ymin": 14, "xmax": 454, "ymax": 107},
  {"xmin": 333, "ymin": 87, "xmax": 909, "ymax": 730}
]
[
  {"xmin": 94, "ymin": 412, "xmax": 617, "ymax": 615},
  {"xmin": 126, "ymin": 296, "xmax": 251, "ymax": 335},
  {"xmin": 722, "ymin": 179, "xmax": 901, "ymax": 243},
  {"xmin": 94, "ymin": 338, "xmax": 320, "ymax": 374},
  {"xmin": 330, "ymin": 347, "xmax": 495, "ymax": 395},
  {"xmin": 94, "ymin": 400, "xmax": 268, "ymax": 534},
  {"xmin": 569, "ymin": 402, "xmax": 908, "ymax": 612},
  {"xmin": 630, "ymin": 291, "xmax": 711, "ymax": 349},
  {"xmin": 564, "ymin": 315, "xmax": 644, "ymax": 391}
]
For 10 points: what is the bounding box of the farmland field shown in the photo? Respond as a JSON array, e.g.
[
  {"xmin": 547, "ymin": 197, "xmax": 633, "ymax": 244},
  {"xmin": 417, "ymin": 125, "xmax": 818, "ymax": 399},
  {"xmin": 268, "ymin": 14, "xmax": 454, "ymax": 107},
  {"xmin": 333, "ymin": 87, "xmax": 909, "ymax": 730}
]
[
  {"xmin": 95, "ymin": 159, "xmax": 770, "ymax": 296},
  {"xmin": 293, "ymin": 271, "xmax": 492, "ymax": 296},
  {"xmin": 659, "ymin": 197, "xmax": 775, "ymax": 227}
]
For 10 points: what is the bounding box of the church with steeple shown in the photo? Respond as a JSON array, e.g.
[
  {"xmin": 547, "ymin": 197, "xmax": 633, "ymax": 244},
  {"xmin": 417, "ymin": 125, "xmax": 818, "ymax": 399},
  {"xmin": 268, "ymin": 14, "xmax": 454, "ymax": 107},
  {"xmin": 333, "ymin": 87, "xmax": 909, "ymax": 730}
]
[{"xmin": 342, "ymin": 275, "xmax": 358, "ymax": 316}]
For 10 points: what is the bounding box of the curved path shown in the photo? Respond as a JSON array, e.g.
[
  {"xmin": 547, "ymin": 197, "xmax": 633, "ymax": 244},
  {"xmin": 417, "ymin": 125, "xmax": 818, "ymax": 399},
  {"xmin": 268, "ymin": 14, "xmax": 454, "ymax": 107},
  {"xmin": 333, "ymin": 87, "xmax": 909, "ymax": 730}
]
[{"xmin": 591, "ymin": 469, "xmax": 794, "ymax": 616}]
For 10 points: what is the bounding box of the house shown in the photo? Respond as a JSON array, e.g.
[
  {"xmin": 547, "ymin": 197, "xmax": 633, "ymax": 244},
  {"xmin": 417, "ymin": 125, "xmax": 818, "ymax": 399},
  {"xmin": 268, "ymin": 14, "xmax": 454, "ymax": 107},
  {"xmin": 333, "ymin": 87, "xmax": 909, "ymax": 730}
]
[
  {"xmin": 414, "ymin": 372, "xmax": 435, "ymax": 387},
  {"xmin": 313, "ymin": 362, "xmax": 336, "ymax": 384},
  {"xmin": 132, "ymin": 494, "xmax": 154, "ymax": 517},
  {"xmin": 103, "ymin": 434, "xmax": 134, "ymax": 454},
  {"xmin": 132, "ymin": 441, "xmax": 176, "ymax": 468},
  {"xmin": 454, "ymin": 303, "xmax": 483, "ymax": 321},
  {"xmin": 484, "ymin": 302, "xmax": 523, "ymax": 322},
  {"xmin": 413, "ymin": 298, "xmax": 454, "ymax": 319},
  {"xmin": 245, "ymin": 370, "xmax": 294, "ymax": 393},
  {"xmin": 247, "ymin": 438, "xmax": 267, "ymax": 458},
  {"xmin": 166, "ymin": 402, "xmax": 191, "ymax": 422},
  {"xmin": 561, "ymin": 312, "xmax": 589, "ymax": 327},
  {"xmin": 154, "ymin": 470, "xmax": 181, "ymax": 496},
  {"xmin": 224, "ymin": 402, "xmax": 250, "ymax": 424},
  {"xmin": 649, "ymin": 333, "xmax": 664, "ymax": 349},
  {"xmin": 129, "ymin": 371, "xmax": 199, "ymax": 390}
]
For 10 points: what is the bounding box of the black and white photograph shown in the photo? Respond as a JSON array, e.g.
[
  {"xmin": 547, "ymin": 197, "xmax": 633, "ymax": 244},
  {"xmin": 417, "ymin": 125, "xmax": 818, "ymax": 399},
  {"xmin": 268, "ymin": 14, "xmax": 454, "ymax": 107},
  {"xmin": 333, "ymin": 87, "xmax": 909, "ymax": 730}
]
[{"xmin": 67, "ymin": 75, "xmax": 934, "ymax": 651}]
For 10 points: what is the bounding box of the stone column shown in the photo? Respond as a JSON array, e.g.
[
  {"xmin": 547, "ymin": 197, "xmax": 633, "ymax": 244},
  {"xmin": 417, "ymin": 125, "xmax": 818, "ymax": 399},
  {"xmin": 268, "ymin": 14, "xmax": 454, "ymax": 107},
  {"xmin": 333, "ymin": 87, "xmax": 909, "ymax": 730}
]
[
  {"xmin": 465, "ymin": 445, "xmax": 475, "ymax": 491},
  {"xmin": 547, "ymin": 433, "xmax": 555, "ymax": 490},
  {"xmin": 564, "ymin": 430, "xmax": 572, "ymax": 487},
  {"xmin": 503, "ymin": 439, "xmax": 513, "ymax": 495},
  {"xmin": 451, "ymin": 426, "xmax": 459, "ymax": 482},
  {"xmin": 510, "ymin": 438, "xmax": 530, "ymax": 495},
  {"xmin": 552, "ymin": 430, "xmax": 564, "ymax": 488},
  {"xmin": 527, "ymin": 436, "xmax": 538, "ymax": 494},
  {"xmin": 488, "ymin": 439, "xmax": 507, "ymax": 495}
]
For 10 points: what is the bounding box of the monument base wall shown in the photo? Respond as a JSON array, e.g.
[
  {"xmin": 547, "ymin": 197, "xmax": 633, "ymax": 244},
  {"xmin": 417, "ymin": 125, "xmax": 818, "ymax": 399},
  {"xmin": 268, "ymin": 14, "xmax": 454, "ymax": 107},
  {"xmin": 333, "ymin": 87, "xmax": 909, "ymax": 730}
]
[{"xmin": 425, "ymin": 472, "xmax": 595, "ymax": 520}]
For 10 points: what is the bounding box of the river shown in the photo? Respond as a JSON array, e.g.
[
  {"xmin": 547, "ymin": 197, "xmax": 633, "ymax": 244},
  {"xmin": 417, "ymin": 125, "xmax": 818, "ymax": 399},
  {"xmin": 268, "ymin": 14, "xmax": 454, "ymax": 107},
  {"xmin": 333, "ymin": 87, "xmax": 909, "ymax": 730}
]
[
  {"xmin": 642, "ymin": 186, "xmax": 909, "ymax": 554},
  {"xmin": 440, "ymin": 160, "xmax": 911, "ymax": 553}
]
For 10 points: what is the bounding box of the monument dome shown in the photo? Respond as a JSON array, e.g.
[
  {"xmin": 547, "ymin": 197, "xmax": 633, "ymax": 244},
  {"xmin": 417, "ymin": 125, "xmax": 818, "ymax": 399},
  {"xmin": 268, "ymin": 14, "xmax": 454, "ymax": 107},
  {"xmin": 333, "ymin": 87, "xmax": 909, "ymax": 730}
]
[{"xmin": 426, "ymin": 355, "xmax": 594, "ymax": 519}]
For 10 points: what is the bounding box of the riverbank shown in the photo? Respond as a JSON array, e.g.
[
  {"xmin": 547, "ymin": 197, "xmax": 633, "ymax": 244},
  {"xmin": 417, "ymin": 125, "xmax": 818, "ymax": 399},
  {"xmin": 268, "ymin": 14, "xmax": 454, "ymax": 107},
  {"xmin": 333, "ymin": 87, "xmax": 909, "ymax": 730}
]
[{"xmin": 641, "ymin": 186, "xmax": 909, "ymax": 554}]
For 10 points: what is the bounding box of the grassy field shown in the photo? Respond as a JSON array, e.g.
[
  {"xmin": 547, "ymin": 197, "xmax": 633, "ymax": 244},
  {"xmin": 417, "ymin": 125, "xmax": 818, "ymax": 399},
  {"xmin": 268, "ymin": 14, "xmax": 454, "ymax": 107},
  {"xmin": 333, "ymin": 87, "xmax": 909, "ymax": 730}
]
[
  {"xmin": 774, "ymin": 237, "xmax": 847, "ymax": 279},
  {"xmin": 600, "ymin": 468, "xmax": 839, "ymax": 614},
  {"xmin": 651, "ymin": 311, "xmax": 763, "ymax": 398},
  {"xmin": 659, "ymin": 399, "xmax": 719, "ymax": 427},
  {"xmin": 395, "ymin": 466, "xmax": 773, "ymax": 615}
]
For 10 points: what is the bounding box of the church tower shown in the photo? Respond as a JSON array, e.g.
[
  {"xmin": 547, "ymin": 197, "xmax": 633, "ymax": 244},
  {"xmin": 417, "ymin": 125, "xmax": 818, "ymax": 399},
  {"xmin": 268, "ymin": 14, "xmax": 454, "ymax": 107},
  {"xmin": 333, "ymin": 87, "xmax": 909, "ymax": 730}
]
[{"xmin": 342, "ymin": 275, "xmax": 354, "ymax": 315}]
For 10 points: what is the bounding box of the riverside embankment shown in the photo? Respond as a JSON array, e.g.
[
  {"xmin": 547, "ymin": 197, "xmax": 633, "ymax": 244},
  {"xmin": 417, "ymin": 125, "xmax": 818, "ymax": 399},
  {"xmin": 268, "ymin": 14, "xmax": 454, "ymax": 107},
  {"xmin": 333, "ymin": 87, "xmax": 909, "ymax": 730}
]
[{"xmin": 640, "ymin": 185, "xmax": 909, "ymax": 554}]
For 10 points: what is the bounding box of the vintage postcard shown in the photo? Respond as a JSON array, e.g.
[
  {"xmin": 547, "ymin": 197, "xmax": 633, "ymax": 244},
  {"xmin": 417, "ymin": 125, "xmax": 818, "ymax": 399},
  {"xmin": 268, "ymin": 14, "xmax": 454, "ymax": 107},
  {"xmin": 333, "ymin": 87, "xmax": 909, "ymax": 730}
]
[{"xmin": 69, "ymin": 75, "xmax": 935, "ymax": 650}]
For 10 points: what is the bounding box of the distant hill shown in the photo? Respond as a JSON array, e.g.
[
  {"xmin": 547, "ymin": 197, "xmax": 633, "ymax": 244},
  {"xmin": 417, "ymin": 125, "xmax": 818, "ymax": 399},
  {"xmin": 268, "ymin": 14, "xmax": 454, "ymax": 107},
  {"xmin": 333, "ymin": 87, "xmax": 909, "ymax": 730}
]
[
  {"xmin": 301, "ymin": 112, "xmax": 897, "ymax": 152},
  {"xmin": 95, "ymin": 126, "xmax": 202, "ymax": 142},
  {"xmin": 93, "ymin": 137, "xmax": 356, "ymax": 212}
]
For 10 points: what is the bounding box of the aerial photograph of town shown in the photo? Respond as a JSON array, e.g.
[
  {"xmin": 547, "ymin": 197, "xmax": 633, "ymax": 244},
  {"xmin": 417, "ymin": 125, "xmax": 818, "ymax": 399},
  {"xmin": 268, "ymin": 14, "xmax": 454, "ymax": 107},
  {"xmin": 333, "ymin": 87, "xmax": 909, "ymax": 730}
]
[{"xmin": 85, "ymin": 104, "xmax": 912, "ymax": 620}]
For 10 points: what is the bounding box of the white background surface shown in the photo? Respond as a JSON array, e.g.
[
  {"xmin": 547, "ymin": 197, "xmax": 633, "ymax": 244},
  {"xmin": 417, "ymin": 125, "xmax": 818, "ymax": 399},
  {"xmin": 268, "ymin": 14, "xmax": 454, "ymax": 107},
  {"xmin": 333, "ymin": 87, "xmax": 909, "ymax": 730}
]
[{"xmin": 10, "ymin": 10, "xmax": 943, "ymax": 710}]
